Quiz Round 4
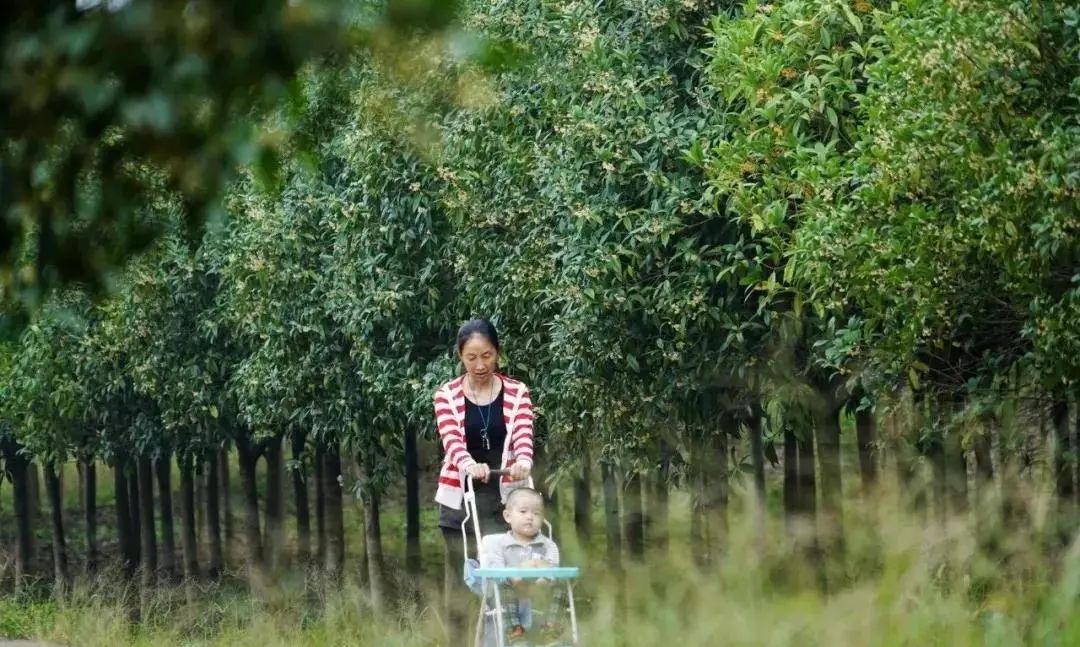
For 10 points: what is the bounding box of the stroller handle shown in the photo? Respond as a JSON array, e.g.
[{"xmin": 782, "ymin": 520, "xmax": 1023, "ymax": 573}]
[{"xmin": 463, "ymin": 468, "xmax": 511, "ymax": 484}]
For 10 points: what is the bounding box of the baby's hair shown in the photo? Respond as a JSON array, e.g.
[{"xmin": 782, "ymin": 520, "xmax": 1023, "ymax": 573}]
[{"xmin": 506, "ymin": 487, "xmax": 544, "ymax": 508}]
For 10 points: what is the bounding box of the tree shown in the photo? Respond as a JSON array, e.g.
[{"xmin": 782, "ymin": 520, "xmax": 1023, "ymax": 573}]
[
  {"xmin": 0, "ymin": 0, "xmax": 466, "ymax": 314},
  {"xmin": 4, "ymin": 291, "xmax": 93, "ymax": 591}
]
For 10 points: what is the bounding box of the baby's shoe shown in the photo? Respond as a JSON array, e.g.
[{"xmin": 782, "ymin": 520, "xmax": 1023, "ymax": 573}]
[{"xmin": 508, "ymin": 625, "xmax": 527, "ymax": 643}]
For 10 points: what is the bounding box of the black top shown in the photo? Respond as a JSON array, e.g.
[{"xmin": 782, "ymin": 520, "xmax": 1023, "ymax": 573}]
[
  {"xmin": 438, "ymin": 387, "xmax": 508, "ymax": 530},
  {"xmin": 464, "ymin": 387, "xmax": 506, "ymax": 470}
]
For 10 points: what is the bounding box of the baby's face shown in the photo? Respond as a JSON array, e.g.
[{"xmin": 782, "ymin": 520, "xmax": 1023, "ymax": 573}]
[{"xmin": 504, "ymin": 494, "xmax": 545, "ymax": 538}]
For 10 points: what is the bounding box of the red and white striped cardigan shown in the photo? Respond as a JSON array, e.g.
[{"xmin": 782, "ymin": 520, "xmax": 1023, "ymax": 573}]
[{"xmin": 433, "ymin": 373, "xmax": 534, "ymax": 510}]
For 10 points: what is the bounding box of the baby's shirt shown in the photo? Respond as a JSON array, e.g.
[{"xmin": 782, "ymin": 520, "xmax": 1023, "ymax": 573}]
[{"xmin": 479, "ymin": 531, "xmax": 560, "ymax": 568}]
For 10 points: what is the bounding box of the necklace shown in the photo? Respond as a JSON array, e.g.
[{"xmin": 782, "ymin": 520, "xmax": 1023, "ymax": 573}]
[{"xmin": 469, "ymin": 376, "xmax": 496, "ymax": 451}]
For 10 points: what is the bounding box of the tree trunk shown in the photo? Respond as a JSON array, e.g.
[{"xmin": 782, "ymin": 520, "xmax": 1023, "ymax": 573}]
[
  {"xmin": 314, "ymin": 441, "xmax": 327, "ymax": 567},
  {"xmin": 942, "ymin": 393, "xmax": 969, "ymax": 516},
  {"xmin": 623, "ymin": 471, "xmax": 644, "ymax": 560},
  {"xmin": 45, "ymin": 463, "xmax": 68, "ymax": 592},
  {"xmin": 127, "ymin": 466, "xmax": 141, "ymax": 559},
  {"xmin": 1053, "ymin": 398, "xmax": 1076, "ymax": 544},
  {"xmin": 236, "ymin": 437, "xmax": 263, "ymax": 568},
  {"xmin": 83, "ymin": 459, "xmax": 98, "ymax": 573},
  {"xmin": 855, "ymin": 406, "xmax": 878, "ymax": 493},
  {"xmin": 689, "ymin": 466, "xmax": 706, "ymax": 567},
  {"xmin": 648, "ymin": 462, "xmax": 670, "ymax": 556},
  {"xmin": 1074, "ymin": 394, "xmax": 1080, "ymax": 508},
  {"xmin": 179, "ymin": 456, "xmax": 199, "ymax": 580},
  {"xmin": 403, "ymin": 425, "xmax": 420, "ymax": 576},
  {"xmin": 712, "ymin": 430, "xmax": 730, "ymax": 559},
  {"xmin": 219, "ymin": 447, "xmax": 233, "ymax": 544},
  {"xmin": 10, "ymin": 449, "xmax": 33, "ymax": 592},
  {"xmin": 814, "ymin": 404, "xmax": 844, "ymax": 549},
  {"xmin": 973, "ymin": 431, "xmax": 994, "ymax": 486},
  {"xmin": 930, "ymin": 430, "xmax": 947, "ymax": 526},
  {"xmin": 574, "ymin": 457, "xmax": 593, "ymax": 546},
  {"xmin": 264, "ymin": 433, "xmax": 285, "ymax": 572},
  {"xmin": 195, "ymin": 464, "xmax": 206, "ymax": 547},
  {"xmin": 687, "ymin": 426, "xmax": 727, "ymax": 568},
  {"xmin": 323, "ymin": 442, "xmax": 345, "ymax": 583},
  {"xmin": 796, "ymin": 430, "xmax": 817, "ymax": 518},
  {"xmin": 358, "ymin": 508, "xmax": 369, "ymax": 590},
  {"xmin": 76, "ymin": 461, "xmax": 86, "ymax": 521},
  {"xmin": 545, "ymin": 484, "xmax": 559, "ymax": 515},
  {"xmin": 797, "ymin": 424, "xmax": 825, "ymax": 590},
  {"xmin": 292, "ymin": 431, "xmax": 312, "ymax": 566},
  {"xmin": 945, "ymin": 429, "xmax": 968, "ymax": 516},
  {"xmin": 748, "ymin": 415, "xmax": 767, "ymax": 520},
  {"xmin": 28, "ymin": 462, "xmax": 42, "ymax": 537},
  {"xmin": 894, "ymin": 436, "xmax": 920, "ymax": 513},
  {"xmin": 206, "ymin": 454, "xmax": 224, "ymax": 576},
  {"xmin": 894, "ymin": 393, "xmax": 925, "ymax": 513},
  {"xmin": 783, "ymin": 428, "xmax": 799, "ymax": 528},
  {"xmin": 114, "ymin": 461, "xmax": 137, "ymax": 577},
  {"xmin": 600, "ymin": 461, "xmax": 622, "ymax": 573},
  {"xmin": 1052, "ymin": 398, "xmax": 1074, "ymax": 501},
  {"xmin": 973, "ymin": 428, "xmax": 996, "ymax": 551},
  {"xmin": 364, "ymin": 487, "xmax": 386, "ymax": 612},
  {"xmin": 137, "ymin": 456, "xmax": 158, "ymax": 585},
  {"xmin": 998, "ymin": 430, "xmax": 1028, "ymax": 530},
  {"xmin": 155, "ymin": 455, "xmax": 177, "ymax": 581},
  {"xmin": 315, "ymin": 440, "xmax": 326, "ymax": 565}
]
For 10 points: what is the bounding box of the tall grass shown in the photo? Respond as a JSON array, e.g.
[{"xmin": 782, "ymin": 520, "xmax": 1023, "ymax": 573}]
[{"xmin": 3, "ymin": 476, "xmax": 1078, "ymax": 647}]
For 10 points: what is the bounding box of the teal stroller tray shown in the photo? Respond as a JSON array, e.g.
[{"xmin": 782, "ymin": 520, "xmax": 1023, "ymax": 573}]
[{"xmin": 474, "ymin": 567, "xmax": 580, "ymax": 580}]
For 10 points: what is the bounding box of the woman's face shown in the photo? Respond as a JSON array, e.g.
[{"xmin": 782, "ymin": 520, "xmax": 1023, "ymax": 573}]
[{"xmin": 459, "ymin": 334, "xmax": 499, "ymax": 383}]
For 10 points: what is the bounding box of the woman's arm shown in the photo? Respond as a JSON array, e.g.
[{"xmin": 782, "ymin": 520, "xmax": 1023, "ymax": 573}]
[
  {"xmin": 508, "ymin": 385, "xmax": 534, "ymax": 479},
  {"xmin": 434, "ymin": 390, "xmax": 476, "ymax": 473}
]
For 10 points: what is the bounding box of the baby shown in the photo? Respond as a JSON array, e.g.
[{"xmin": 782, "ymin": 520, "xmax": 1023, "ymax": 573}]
[{"xmin": 479, "ymin": 487, "xmax": 561, "ymax": 641}]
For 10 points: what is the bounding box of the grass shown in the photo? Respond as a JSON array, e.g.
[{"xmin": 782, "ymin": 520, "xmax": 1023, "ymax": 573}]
[
  {"xmin": 1, "ymin": 476, "xmax": 1078, "ymax": 646},
  {"xmin": 2, "ymin": 430, "xmax": 1079, "ymax": 645}
]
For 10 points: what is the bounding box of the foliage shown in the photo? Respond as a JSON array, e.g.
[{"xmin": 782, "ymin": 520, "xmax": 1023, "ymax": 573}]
[
  {"xmin": 433, "ymin": 0, "xmax": 768, "ymax": 479},
  {"xmin": 789, "ymin": 0, "xmax": 1080, "ymax": 393},
  {"xmin": 0, "ymin": 0, "xmax": 490, "ymax": 320},
  {"xmin": 2, "ymin": 291, "xmax": 92, "ymax": 464},
  {"xmin": 699, "ymin": 0, "xmax": 888, "ymax": 410}
]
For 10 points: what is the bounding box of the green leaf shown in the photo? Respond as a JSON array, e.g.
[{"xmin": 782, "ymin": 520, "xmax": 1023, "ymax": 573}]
[{"xmin": 840, "ymin": 3, "xmax": 863, "ymax": 36}]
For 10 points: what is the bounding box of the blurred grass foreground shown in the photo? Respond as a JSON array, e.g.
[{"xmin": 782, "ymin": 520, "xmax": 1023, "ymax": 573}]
[{"xmin": 2, "ymin": 477, "xmax": 1079, "ymax": 646}]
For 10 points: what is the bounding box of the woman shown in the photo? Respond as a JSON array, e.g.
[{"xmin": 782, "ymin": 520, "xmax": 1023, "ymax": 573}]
[{"xmin": 434, "ymin": 318, "xmax": 534, "ymax": 642}]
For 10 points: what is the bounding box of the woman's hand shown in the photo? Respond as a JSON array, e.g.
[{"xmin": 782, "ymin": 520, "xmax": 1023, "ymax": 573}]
[
  {"xmin": 508, "ymin": 461, "xmax": 531, "ymax": 481},
  {"xmin": 466, "ymin": 463, "xmax": 490, "ymax": 482}
]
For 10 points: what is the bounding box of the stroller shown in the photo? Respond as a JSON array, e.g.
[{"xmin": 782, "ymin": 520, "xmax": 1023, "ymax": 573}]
[{"xmin": 461, "ymin": 469, "xmax": 581, "ymax": 647}]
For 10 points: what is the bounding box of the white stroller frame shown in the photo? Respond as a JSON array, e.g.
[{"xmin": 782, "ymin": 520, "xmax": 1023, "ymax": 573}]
[{"xmin": 461, "ymin": 469, "xmax": 581, "ymax": 647}]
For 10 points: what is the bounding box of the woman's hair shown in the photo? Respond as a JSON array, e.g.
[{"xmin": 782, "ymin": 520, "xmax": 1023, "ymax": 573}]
[{"xmin": 456, "ymin": 318, "xmax": 500, "ymax": 353}]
